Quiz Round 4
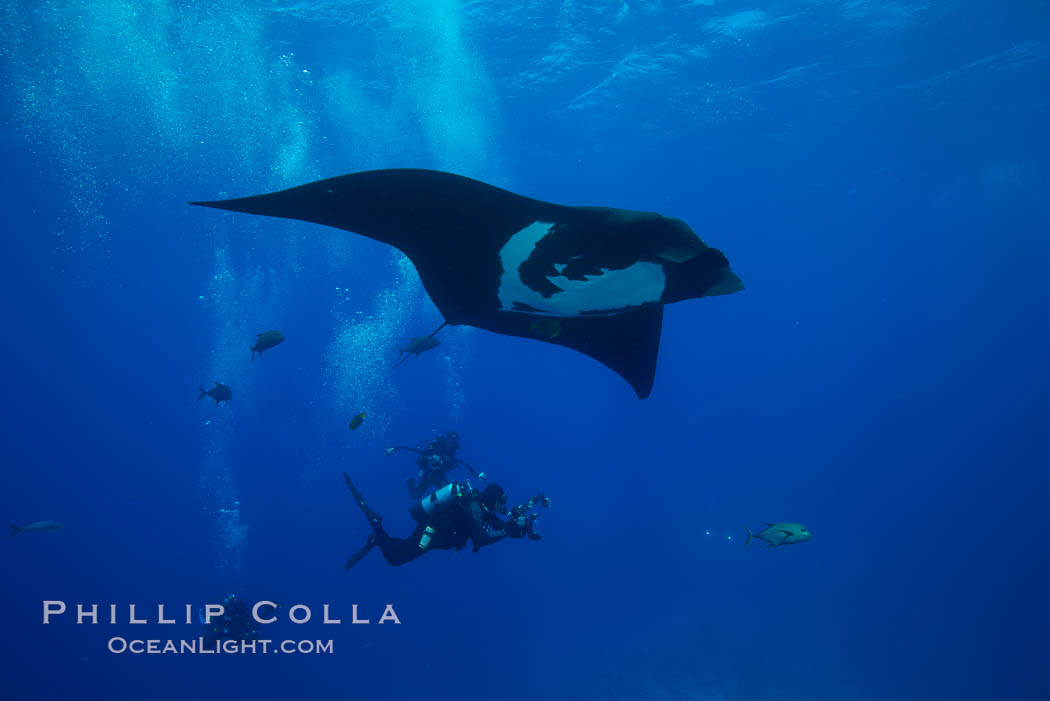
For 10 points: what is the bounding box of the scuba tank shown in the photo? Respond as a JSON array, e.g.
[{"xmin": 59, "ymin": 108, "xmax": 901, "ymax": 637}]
[{"xmin": 409, "ymin": 481, "xmax": 472, "ymax": 523}]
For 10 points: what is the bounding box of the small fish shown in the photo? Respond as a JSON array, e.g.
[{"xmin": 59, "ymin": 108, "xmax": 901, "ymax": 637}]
[
  {"xmin": 9, "ymin": 521, "xmax": 63, "ymax": 538},
  {"xmin": 250, "ymin": 330, "xmax": 285, "ymax": 361},
  {"xmin": 348, "ymin": 411, "xmax": 366, "ymax": 430},
  {"xmin": 198, "ymin": 381, "xmax": 232, "ymax": 406},
  {"xmin": 745, "ymin": 522, "xmax": 812, "ymax": 548},
  {"xmin": 528, "ymin": 318, "xmax": 563, "ymax": 339}
]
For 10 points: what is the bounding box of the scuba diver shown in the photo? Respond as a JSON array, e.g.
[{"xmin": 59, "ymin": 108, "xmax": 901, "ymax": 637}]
[
  {"xmin": 343, "ymin": 472, "xmax": 550, "ymax": 569},
  {"xmin": 385, "ymin": 431, "xmax": 483, "ymax": 499},
  {"xmin": 199, "ymin": 594, "xmax": 261, "ymax": 647}
]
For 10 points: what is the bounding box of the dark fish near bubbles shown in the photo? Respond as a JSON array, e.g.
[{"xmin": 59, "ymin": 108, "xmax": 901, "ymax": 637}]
[
  {"xmin": 348, "ymin": 411, "xmax": 366, "ymax": 430},
  {"xmin": 250, "ymin": 330, "xmax": 285, "ymax": 361},
  {"xmin": 400, "ymin": 335, "xmax": 440, "ymax": 357},
  {"xmin": 191, "ymin": 169, "xmax": 743, "ymax": 399},
  {"xmin": 198, "ymin": 381, "xmax": 232, "ymax": 405},
  {"xmin": 393, "ymin": 334, "xmax": 441, "ymax": 369}
]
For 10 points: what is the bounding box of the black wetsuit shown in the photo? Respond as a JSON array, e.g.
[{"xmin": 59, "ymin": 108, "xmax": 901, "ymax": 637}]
[
  {"xmin": 344, "ymin": 474, "xmax": 510, "ymax": 569},
  {"xmin": 374, "ymin": 496, "xmax": 506, "ymax": 566},
  {"xmin": 404, "ymin": 436, "xmax": 464, "ymax": 499}
]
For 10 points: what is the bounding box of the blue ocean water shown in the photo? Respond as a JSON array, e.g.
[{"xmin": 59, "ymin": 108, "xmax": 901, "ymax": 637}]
[{"xmin": 2, "ymin": 1, "xmax": 1048, "ymax": 699}]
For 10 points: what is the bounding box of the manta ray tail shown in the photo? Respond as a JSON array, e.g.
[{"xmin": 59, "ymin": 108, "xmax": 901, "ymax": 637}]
[{"xmin": 414, "ymin": 321, "xmax": 446, "ymax": 348}]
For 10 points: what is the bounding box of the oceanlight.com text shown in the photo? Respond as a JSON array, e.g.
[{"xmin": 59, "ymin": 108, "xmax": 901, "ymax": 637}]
[{"xmin": 107, "ymin": 637, "xmax": 335, "ymax": 655}]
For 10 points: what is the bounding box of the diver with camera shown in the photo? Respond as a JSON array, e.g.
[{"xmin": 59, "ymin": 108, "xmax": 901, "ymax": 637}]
[
  {"xmin": 483, "ymin": 493, "xmax": 550, "ymax": 551},
  {"xmin": 342, "ymin": 472, "xmax": 550, "ymax": 569}
]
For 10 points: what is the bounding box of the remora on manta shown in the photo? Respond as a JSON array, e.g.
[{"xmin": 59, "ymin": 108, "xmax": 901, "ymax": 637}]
[{"xmin": 191, "ymin": 169, "xmax": 743, "ymax": 398}]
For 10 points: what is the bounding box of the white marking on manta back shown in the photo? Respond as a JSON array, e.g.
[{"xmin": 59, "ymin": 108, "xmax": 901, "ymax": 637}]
[{"xmin": 497, "ymin": 221, "xmax": 667, "ymax": 317}]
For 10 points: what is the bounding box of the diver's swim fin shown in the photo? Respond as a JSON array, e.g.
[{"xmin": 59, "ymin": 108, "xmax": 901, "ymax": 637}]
[
  {"xmin": 343, "ymin": 472, "xmax": 382, "ymax": 527},
  {"xmin": 345, "ymin": 533, "xmax": 376, "ymax": 571}
]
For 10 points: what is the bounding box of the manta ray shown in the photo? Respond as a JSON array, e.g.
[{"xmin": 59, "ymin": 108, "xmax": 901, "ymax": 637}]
[{"xmin": 191, "ymin": 169, "xmax": 743, "ymax": 398}]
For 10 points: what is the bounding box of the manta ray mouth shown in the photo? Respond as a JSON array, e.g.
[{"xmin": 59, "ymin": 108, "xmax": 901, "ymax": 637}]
[{"xmin": 705, "ymin": 269, "xmax": 745, "ymax": 296}]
